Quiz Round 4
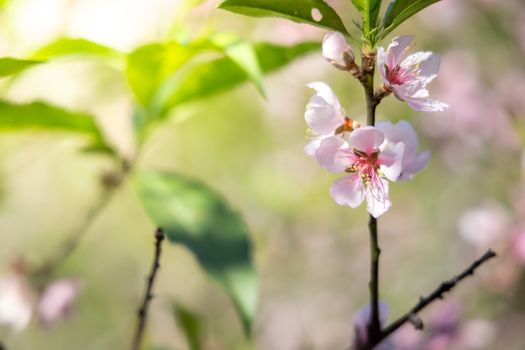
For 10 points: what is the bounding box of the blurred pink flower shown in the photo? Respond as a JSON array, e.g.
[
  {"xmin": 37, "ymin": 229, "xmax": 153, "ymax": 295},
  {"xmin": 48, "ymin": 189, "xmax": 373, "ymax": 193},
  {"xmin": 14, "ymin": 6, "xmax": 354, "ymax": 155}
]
[
  {"xmin": 511, "ymin": 231, "xmax": 525, "ymax": 265},
  {"xmin": 377, "ymin": 36, "xmax": 447, "ymax": 112},
  {"xmin": 353, "ymin": 301, "xmax": 393, "ymax": 349},
  {"xmin": 37, "ymin": 279, "xmax": 81, "ymax": 327},
  {"xmin": 0, "ymin": 272, "xmax": 35, "ymax": 332},
  {"xmin": 458, "ymin": 201, "xmax": 511, "ymax": 251},
  {"xmin": 322, "ymin": 32, "xmax": 355, "ymax": 71},
  {"xmin": 423, "ymin": 51, "xmax": 518, "ymax": 168}
]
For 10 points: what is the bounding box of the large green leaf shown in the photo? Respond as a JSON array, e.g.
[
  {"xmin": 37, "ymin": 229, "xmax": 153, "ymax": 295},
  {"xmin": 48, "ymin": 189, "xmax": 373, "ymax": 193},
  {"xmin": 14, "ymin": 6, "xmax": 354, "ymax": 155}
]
[
  {"xmin": 163, "ymin": 41, "xmax": 319, "ymax": 111},
  {"xmin": 218, "ymin": 0, "xmax": 349, "ymax": 35},
  {"xmin": 32, "ymin": 38, "xmax": 122, "ymax": 60},
  {"xmin": 134, "ymin": 171, "xmax": 258, "ymax": 334},
  {"xmin": 351, "ymin": 0, "xmax": 382, "ymax": 44},
  {"xmin": 382, "ymin": 0, "xmax": 441, "ymax": 38},
  {"xmin": 0, "ymin": 58, "xmax": 43, "ymax": 77},
  {"xmin": 0, "ymin": 100, "xmax": 111, "ymax": 152}
]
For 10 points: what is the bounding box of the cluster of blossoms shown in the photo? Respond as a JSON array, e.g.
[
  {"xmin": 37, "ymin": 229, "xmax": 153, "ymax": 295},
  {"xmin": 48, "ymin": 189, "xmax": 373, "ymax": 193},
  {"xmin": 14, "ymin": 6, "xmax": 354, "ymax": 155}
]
[
  {"xmin": 0, "ymin": 257, "xmax": 81, "ymax": 332},
  {"xmin": 305, "ymin": 32, "xmax": 446, "ymax": 217}
]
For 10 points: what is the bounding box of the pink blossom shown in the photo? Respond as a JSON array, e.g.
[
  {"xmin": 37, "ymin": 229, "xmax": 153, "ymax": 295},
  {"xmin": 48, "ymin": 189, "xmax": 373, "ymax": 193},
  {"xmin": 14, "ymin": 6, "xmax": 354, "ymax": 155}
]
[
  {"xmin": 322, "ymin": 127, "xmax": 403, "ymax": 218},
  {"xmin": 304, "ymin": 82, "xmax": 360, "ymax": 156},
  {"xmin": 37, "ymin": 279, "xmax": 81, "ymax": 327},
  {"xmin": 377, "ymin": 36, "xmax": 448, "ymax": 112},
  {"xmin": 322, "ymin": 32, "xmax": 355, "ymax": 71},
  {"xmin": 0, "ymin": 273, "xmax": 35, "ymax": 331},
  {"xmin": 512, "ymin": 231, "xmax": 525, "ymax": 265},
  {"xmin": 353, "ymin": 302, "xmax": 391, "ymax": 349},
  {"xmin": 316, "ymin": 121, "xmax": 427, "ymax": 217},
  {"xmin": 458, "ymin": 201, "xmax": 511, "ymax": 251}
]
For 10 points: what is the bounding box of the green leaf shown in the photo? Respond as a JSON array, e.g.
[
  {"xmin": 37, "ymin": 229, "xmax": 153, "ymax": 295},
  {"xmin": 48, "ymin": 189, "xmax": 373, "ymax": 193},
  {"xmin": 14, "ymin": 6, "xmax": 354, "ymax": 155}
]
[
  {"xmin": 173, "ymin": 304, "xmax": 202, "ymax": 350},
  {"xmin": 351, "ymin": 0, "xmax": 382, "ymax": 44},
  {"xmin": 209, "ymin": 33, "xmax": 265, "ymax": 97},
  {"xmin": 0, "ymin": 100, "xmax": 111, "ymax": 152},
  {"xmin": 218, "ymin": 0, "xmax": 349, "ymax": 35},
  {"xmin": 0, "ymin": 58, "xmax": 44, "ymax": 77},
  {"xmin": 382, "ymin": 0, "xmax": 441, "ymax": 38},
  {"xmin": 134, "ymin": 171, "xmax": 258, "ymax": 334},
  {"xmin": 32, "ymin": 38, "xmax": 122, "ymax": 60},
  {"xmin": 163, "ymin": 41, "xmax": 319, "ymax": 111},
  {"xmin": 126, "ymin": 42, "xmax": 197, "ymax": 106}
]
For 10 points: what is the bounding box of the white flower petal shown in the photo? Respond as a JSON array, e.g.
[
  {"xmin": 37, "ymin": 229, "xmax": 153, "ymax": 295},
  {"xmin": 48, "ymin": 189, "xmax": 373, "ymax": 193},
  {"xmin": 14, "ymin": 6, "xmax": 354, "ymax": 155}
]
[
  {"xmin": 399, "ymin": 150, "xmax": 430, "ymax": 181},
  {"xmin": 349, "ymin": 127, "xmax": 385, "ymax": 153},
  {"xmin": 315, "ymin": 136, "xmax": 347, "ymax": 172},
  {"xmin": 365, "ymin": 179, "xmax": 391, "ymax": 218},
  {"xmin": 386, "ymin": 35, "xmax": 413, "ymax": 68},
  {"xmin": 330, "ymin": 175, "xmax": 364, "ymax": 208}
]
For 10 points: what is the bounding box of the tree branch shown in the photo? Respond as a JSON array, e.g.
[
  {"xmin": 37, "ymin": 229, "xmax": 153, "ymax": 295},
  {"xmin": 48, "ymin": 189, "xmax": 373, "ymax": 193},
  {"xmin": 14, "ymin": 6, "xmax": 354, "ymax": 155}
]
[
  {"xmin": 362, "ymin": 249, "xmax": 497, "ymax": 349},
  {"xmin": 360, "ymin": 50, "xmax": 382, "ymax": 342},
  {"xmin": 131, "ymin": 227, "xmax": 165, "ymax": 350}
]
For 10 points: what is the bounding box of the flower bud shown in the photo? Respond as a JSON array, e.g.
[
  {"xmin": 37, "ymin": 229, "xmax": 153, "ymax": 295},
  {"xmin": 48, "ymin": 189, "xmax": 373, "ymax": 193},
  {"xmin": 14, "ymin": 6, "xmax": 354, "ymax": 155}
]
[{"xmin": 322, "ymin": 32, "xmax": 355, "ymax": 71}]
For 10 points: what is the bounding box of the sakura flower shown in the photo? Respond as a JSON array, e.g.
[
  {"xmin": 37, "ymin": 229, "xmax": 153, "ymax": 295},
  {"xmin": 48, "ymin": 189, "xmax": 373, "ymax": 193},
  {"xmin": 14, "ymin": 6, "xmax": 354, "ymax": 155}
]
[
  {"xmin": 320, "ymin": 127, "xmax": 404, "ymax": 218},
  {"xmin": 354, "ymin": 302, "xmax": 394, "ymax": 349},
  {"xmin": 304, "ymin": 82, "xmax": 360, "ymax": 156},
  {"xmin": 377, "ymin": 36, "xmax": 448, "ymax": 112},
  {"xmin": 322, "ymin": 32, "xmax": 356, "ymax": 71},
  {"xmin": 376, "ymin": 120, "xmax": 430, "ymax": 181},
  {"xmin": 37, "ymin": 279, "xmax": 81, "ymax": 327},
  {"xmin": 0, "ymin": 273, "xmax": 35, "ymax": 332}
]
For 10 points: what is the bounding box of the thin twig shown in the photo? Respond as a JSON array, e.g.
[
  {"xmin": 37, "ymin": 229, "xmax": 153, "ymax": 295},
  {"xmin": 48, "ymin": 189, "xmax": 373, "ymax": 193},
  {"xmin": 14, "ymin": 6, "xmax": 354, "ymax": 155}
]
[
  {"xmin": 31, "ymin": 189, "xmax": 114, "ymax": 280},
  {"xmin": 362, "ymin": 249, "xmax": 497, "ymax": 349},
  {"xmin": 367, "ymin": 215, "xmax": 381, "ymax": 340},
  {"xmin": 131, "ymin": 228, "xmax": 165, "ymax": 350},
  {"xmin": 31, "ymin": 161, "xmax": 132, "ymax": 281},
  {"xmin": 360, "ymin": 51, "xmax": 382, "ymax": 341}
]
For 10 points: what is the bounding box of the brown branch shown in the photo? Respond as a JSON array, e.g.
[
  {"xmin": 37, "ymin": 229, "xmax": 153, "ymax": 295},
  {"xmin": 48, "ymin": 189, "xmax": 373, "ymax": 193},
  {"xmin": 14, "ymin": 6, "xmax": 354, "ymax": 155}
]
[
  {"xmin": 361, "ymin": 249, "xmax": 497, "ymax": 350},
  {"xmin": 131, "ymin": 228, "xmax": 165, "ymax": 350}
]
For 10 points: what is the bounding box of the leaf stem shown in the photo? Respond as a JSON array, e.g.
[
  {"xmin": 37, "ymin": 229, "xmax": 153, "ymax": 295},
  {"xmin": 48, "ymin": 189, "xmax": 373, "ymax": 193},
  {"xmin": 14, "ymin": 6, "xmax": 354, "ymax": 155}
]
[{"xmin": 131, "ymin": 227, "xmax": 165, "ymax": 350}]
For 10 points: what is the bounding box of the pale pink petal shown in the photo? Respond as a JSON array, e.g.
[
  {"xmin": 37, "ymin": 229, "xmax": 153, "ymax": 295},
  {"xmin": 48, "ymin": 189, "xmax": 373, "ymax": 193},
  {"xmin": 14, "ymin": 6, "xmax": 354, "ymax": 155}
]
[
  {"xmin": 315, "ymin": 136, "xmax": 347, "ymax": 172},
  {"xmin": 365, "ymin": 179, "xmax": 391, "ymax": 218},
  {"xmin": 330, "ymin": 175, "xmax": 364, "ymax": 208},
  {"xmin": 377, "ymin": 46, "xmax": 388, "ymax": 83},
  {"xmin": 386, "ymin": 35, "xmax": 413, "ymax": 68},
  {"xmin": 399, "ymin": 150, "xmax": 430, "ymax": 181},
  {"xmin": 418, "ymin": 53, "xmax": 441, "ymax": 82},
  {"xmin": 322, "ymin": 32, "xmax": 354, "ymax": 68},
  {"xmin": 305, "ymin": 82, "xmax": 345, "ymax": 134},
  {"xmin": 377, "ymin": 120, "xmax": 418, "ymax": 155},
  {"xmin": 304, "ymin": 137, "xmax": 323, "ymax": 156},
  {"xmin": 407, "ymin": 97, "xmax": 448, "ymax": 112},
  {"xmin": 380, "ymin": 142, "xmax": 405, "ymax": 182},
  {"xmin": 307, "ymin": 81, "xmax": 341, "ymax": 107},
  {"xmin": 349, "ymin": 127, "xmax": 385, "ymax": 153}
]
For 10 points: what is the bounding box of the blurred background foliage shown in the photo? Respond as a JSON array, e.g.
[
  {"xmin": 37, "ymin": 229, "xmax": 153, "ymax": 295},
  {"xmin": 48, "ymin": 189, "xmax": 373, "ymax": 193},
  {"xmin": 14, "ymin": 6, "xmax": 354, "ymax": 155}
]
[{"xmin": 0, "ymin": 0, "xmax": 524, "ymax": 349}]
